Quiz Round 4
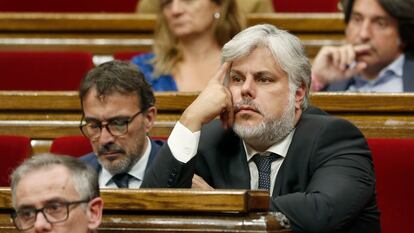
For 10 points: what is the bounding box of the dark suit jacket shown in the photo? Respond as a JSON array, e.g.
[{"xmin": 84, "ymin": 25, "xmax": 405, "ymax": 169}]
[
  {"xmin": 80, "ymin": 139, "xmax": 163, "ymax": 176},
  {"xmin": 326, "ymin": 52, "xmax": 414, "ymax": 91},
  {"xmin": 142, "ymin": 114, "xmax": 380, "ymax": 233}
]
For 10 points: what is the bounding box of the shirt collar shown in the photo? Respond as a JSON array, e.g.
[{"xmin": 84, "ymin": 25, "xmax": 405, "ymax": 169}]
[
  {"xmin": 379, "ymin": 54, "xmax": 404, "ymax": 78},
  {"xmin": 244, "ymin": 129, "xmax": 295, "ymax": 162},
  {"xmin": 100, "ymin": 136, "xmax": 152, "ymax": 186},
  {"xmin": 353, "ymin": 54, "xmax": 404, "ymax": 87}
]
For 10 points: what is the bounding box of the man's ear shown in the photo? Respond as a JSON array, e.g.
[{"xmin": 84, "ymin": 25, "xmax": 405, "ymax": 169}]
[
  {"xmin": 295, "ymin": 83, "xmax": 306, "ymax": 110},
  {"xmin": 87, "ymin": 197, "xmax": 104, "ymax": 230},
  {"xmin": 144, "ymin": 106, "xmax": 157, "ymax": 132}
]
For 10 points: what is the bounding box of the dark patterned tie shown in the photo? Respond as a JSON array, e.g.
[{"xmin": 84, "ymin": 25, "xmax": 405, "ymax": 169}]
[
  {"xmin": 252, "ymin": 152, "xmax": 278, "ymax": 191},
  {"xmin": 112, "ymin": 173, "xmax": 131, "ymax": 188}
]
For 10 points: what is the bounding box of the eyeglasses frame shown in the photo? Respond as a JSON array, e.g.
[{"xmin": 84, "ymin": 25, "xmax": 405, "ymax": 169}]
[
  {"xmin": 79, "ymin": 109, "xmax": 144, "ymax": 140},
  {"xmin": 11, "ymin": 199, "xmax": 91, "ymax": 231}
]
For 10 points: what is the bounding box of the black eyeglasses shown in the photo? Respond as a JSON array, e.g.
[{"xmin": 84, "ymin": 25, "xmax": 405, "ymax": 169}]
[
  {"xmin": 11, "ymin": 199, "xmax": 90, "ymax": 231},
  {"xmin": 80, "ymin": 110, "xmax": 144, "ymax": 140}
]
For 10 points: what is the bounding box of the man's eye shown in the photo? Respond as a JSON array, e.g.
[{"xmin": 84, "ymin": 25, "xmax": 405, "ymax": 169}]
[
  {"xmin": 256, "ymin": 75, "xmax": 273, "ymax": 83},
  {"xmin": 231, "ymin": 75, "xmax": 243, "ymax": 83},
  {"xmin": 17, "ymin": 209, "xmax": 35, "ymax": 219},
  {"xmin": 111, "ymin": 119, "xmax": 128, "ymax": 127},
  {"xmin": 45, "ymin": 202, "xmax": 64, "ymax": 213},
  {"xmin": 161, "ymin": 0, "xmax": 172, "ymax": 7},
  {"xmin": 86, "ymin": 122, "xmax": 100, "ymax": 129},
  {"xmin": 374, "ymin": 19, "xmax": 388, "ymax": 28}
]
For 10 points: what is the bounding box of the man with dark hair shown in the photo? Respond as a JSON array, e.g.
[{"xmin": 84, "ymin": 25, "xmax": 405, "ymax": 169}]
[
  {"xmin": 142, "ymin": 24, "xmax": 380, "ymax": 232},
  {"xmin": 79, "ymin": 60, "xmax": 163, "ymax": 188},
  {"xmin": 312, "ymin": 0, "xmax": 414, "ymax": 92},
  {"xmin": 10, "ymin": 153, "xmax": 103, "ymax": 233}
]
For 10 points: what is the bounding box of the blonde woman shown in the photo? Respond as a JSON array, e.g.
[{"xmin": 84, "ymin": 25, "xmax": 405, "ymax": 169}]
[
  {"xmin": 137, "ymin": 0, "xmax": 274, "ymax": 14},
  {"xmin": 132, "ymin": 0, "xmax": 244, "ymax": 91}
]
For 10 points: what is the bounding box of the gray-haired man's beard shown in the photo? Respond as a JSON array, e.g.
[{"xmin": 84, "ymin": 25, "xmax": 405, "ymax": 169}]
[
  {"xmin": 97, "ymin": 143, "xmax": 136, "ymax": 175},
  {"xmin": 232, "ymin": 97, "xmax": 296, "ymax": 148}
]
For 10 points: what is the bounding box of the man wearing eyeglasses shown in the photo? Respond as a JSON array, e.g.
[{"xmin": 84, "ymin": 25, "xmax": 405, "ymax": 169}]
[
  {"xmin": 10, "ymin": 153, "xmax": 103, "ymax": 233},
  {"xmin": 79, "ymin": 60, "xmax": 163, "ymax": 189}
]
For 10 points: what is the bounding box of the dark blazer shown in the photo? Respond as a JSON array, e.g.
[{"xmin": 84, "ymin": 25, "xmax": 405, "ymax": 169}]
[
  {"xmin": 80, "ymin": 139, "xmax": 163, "ymax": 175},
  {"xmin": 326, "ymin": 52, "xmax": 414, "ymax": 91},
  {"xmin": 142, "ymin": 114, "xmax": 380, "ymax": 233}
]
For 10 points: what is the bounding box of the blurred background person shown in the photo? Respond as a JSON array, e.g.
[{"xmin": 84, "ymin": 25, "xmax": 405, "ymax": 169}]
[
  {"xmin": 311, "ymin": 0, "xmax": 414, "ymax": 92},
  {"xmin": 137, "ymin": 0, "xmax": 274, "ymax": 14},
  {"xmin": 132, "ymin": 0, "xmax": 245, "ymax": 91}
]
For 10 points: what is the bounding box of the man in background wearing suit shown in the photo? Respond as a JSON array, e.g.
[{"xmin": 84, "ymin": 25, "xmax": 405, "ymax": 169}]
[
  {"xmin": 312, "ymin": 0, "xmax": 414, "ymax": 92},
  {"xmin": 142, "ymin": 24, "xmax": 380, "ymax": 232},
  {"xmin": 79, "ymin": 60, "xmax": 162, "ymax": 188}
]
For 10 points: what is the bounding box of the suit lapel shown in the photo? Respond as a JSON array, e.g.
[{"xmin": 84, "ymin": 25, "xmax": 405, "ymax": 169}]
[
  {"xmin": 146, "ymin": 139, "xmax": 163, "ymax": 170},
  {"xmin": 219, "ymin": 130, "xmax": 251, "ymax": 189},
  {"xmin": 272, "ymin": 115, "xmax": 313, "ymax": 197}
]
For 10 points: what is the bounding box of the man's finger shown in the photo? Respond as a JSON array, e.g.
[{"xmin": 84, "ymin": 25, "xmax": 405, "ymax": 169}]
[
  {"xmin": 212, "ymin": 61, "xmax": 231, "ymax": 84},
  {"xmin": 354, "ymin": 44, "xmax": 373, "ymax": 56}
]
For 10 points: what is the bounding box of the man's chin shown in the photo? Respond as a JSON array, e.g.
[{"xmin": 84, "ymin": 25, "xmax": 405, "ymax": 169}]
[
  {"xmin": 233, "ymin": 118, "xmax": 261, "ymax": 129},
  {"xmin": 99, "ymin": 158, "xmax": 129, "ymax": 174}
]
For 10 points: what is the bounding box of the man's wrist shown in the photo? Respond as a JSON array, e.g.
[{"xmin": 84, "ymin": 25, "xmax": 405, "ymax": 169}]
[
  {"xmin": 311, "ymin": 73, "xmax": 326, "ymax": 91},
  {"xmin": 180, "ymin": 109, "xmax": 202, "ymax": 133}
]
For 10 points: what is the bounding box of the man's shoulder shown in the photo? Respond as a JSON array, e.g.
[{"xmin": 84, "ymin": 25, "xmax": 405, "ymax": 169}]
[
  {"xmin": 299, "ymin": 113, "xmax": 361, "ymax": 135},
  {"xmin": 296, "ymin": 114, "xmax": 365, "ymax": 151},
  {"xmin": 150, "ymin": 138, "xmax": 164, "ymax": 152},
  {"xmin": 79, "ymin": 152, "xmax": 97, "ymax": 163}
]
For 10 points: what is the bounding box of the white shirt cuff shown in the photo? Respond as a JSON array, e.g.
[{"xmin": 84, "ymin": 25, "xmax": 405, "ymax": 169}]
[{"xmin": 167, "ymin": 121, "xmax": 201, "ymax": 163}]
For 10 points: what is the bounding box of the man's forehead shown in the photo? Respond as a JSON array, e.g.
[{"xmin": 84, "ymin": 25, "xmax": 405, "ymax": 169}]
[
  {"xmin": 229, "ymin": 49, "xmax": 284, "ymax": 76},
  {"xmin": 16, "ymin": 165, "xmax": 76, "ymax": 201},
  {"xmin": 82, "ymin": 88, "xmax": 140, "ymax": 107},
  {"xmin": 352, "ymin": 0, "xmax": 391, "ymax": 18}
]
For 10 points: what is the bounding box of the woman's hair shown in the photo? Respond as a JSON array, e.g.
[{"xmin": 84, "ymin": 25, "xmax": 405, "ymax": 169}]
[{"xmin": 152, "ymin": 0, "xmax": 245, "ymax": 76}]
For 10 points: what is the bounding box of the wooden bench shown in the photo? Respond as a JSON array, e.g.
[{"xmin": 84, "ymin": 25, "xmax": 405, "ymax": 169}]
[
  {"xmin": 0, "ymin": 188, "xmax": 290, "ymax": 232},
  {"xmin": 0, "ymin": 13, "xmax": 345, "ymax": 59},
  {"xmin": 0, "ymin": 91, "xmax": 413, "ymax": 155}
]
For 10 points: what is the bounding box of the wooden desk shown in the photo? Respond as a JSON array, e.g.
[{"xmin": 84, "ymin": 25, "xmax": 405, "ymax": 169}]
[
  {"xmin": 0, "ymin": 188, "xmax": 290, "ymax": 232},
  {"xmin": 0, "ymin": 91, "xmax": 413, "ymax": 154},
  {"xmin": 0, "ymin": 13, "xmax": 345, "ymax": 58}
]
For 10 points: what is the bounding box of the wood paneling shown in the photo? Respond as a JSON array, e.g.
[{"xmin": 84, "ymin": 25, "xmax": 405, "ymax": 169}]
[
  {"xmin": 0, "ymin": 92, "xmax": 413, "ymax": 154},
  {"xmin": 0, "ymin": 188, "xmax": 290, "ymax": 232},
  {"xmin": 0, "ymin": 13, "xmax": 346, "ymax": 57}
]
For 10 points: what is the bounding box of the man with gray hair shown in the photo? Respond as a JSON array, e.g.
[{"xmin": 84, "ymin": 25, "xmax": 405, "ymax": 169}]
[
  {"xmin": 142, "ymin": 24, "xmax": 380, "ymax": 232},
  {"xmin": 10, "ymin": 153, "xmax": 103, "ymax": 233}
]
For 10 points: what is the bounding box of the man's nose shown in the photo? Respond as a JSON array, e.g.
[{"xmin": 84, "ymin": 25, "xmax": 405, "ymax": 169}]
[
  {"xmin": 240, "ymin": 77, "xmax": 256, "ymax": 99},
  {"xmin": 33, "ymin": 212, "xmax": 52, "ymax": 232},
  {"xmin": 97, "ymin": 126, "xmax": 116, "ymax": 145},
  {"xmin": 358, "ymin": 20, "xmax": 373, "ymax": 42},
  {"xmin": 170, "ymin": 0, "xmax": 184, "ymax": 14}
]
